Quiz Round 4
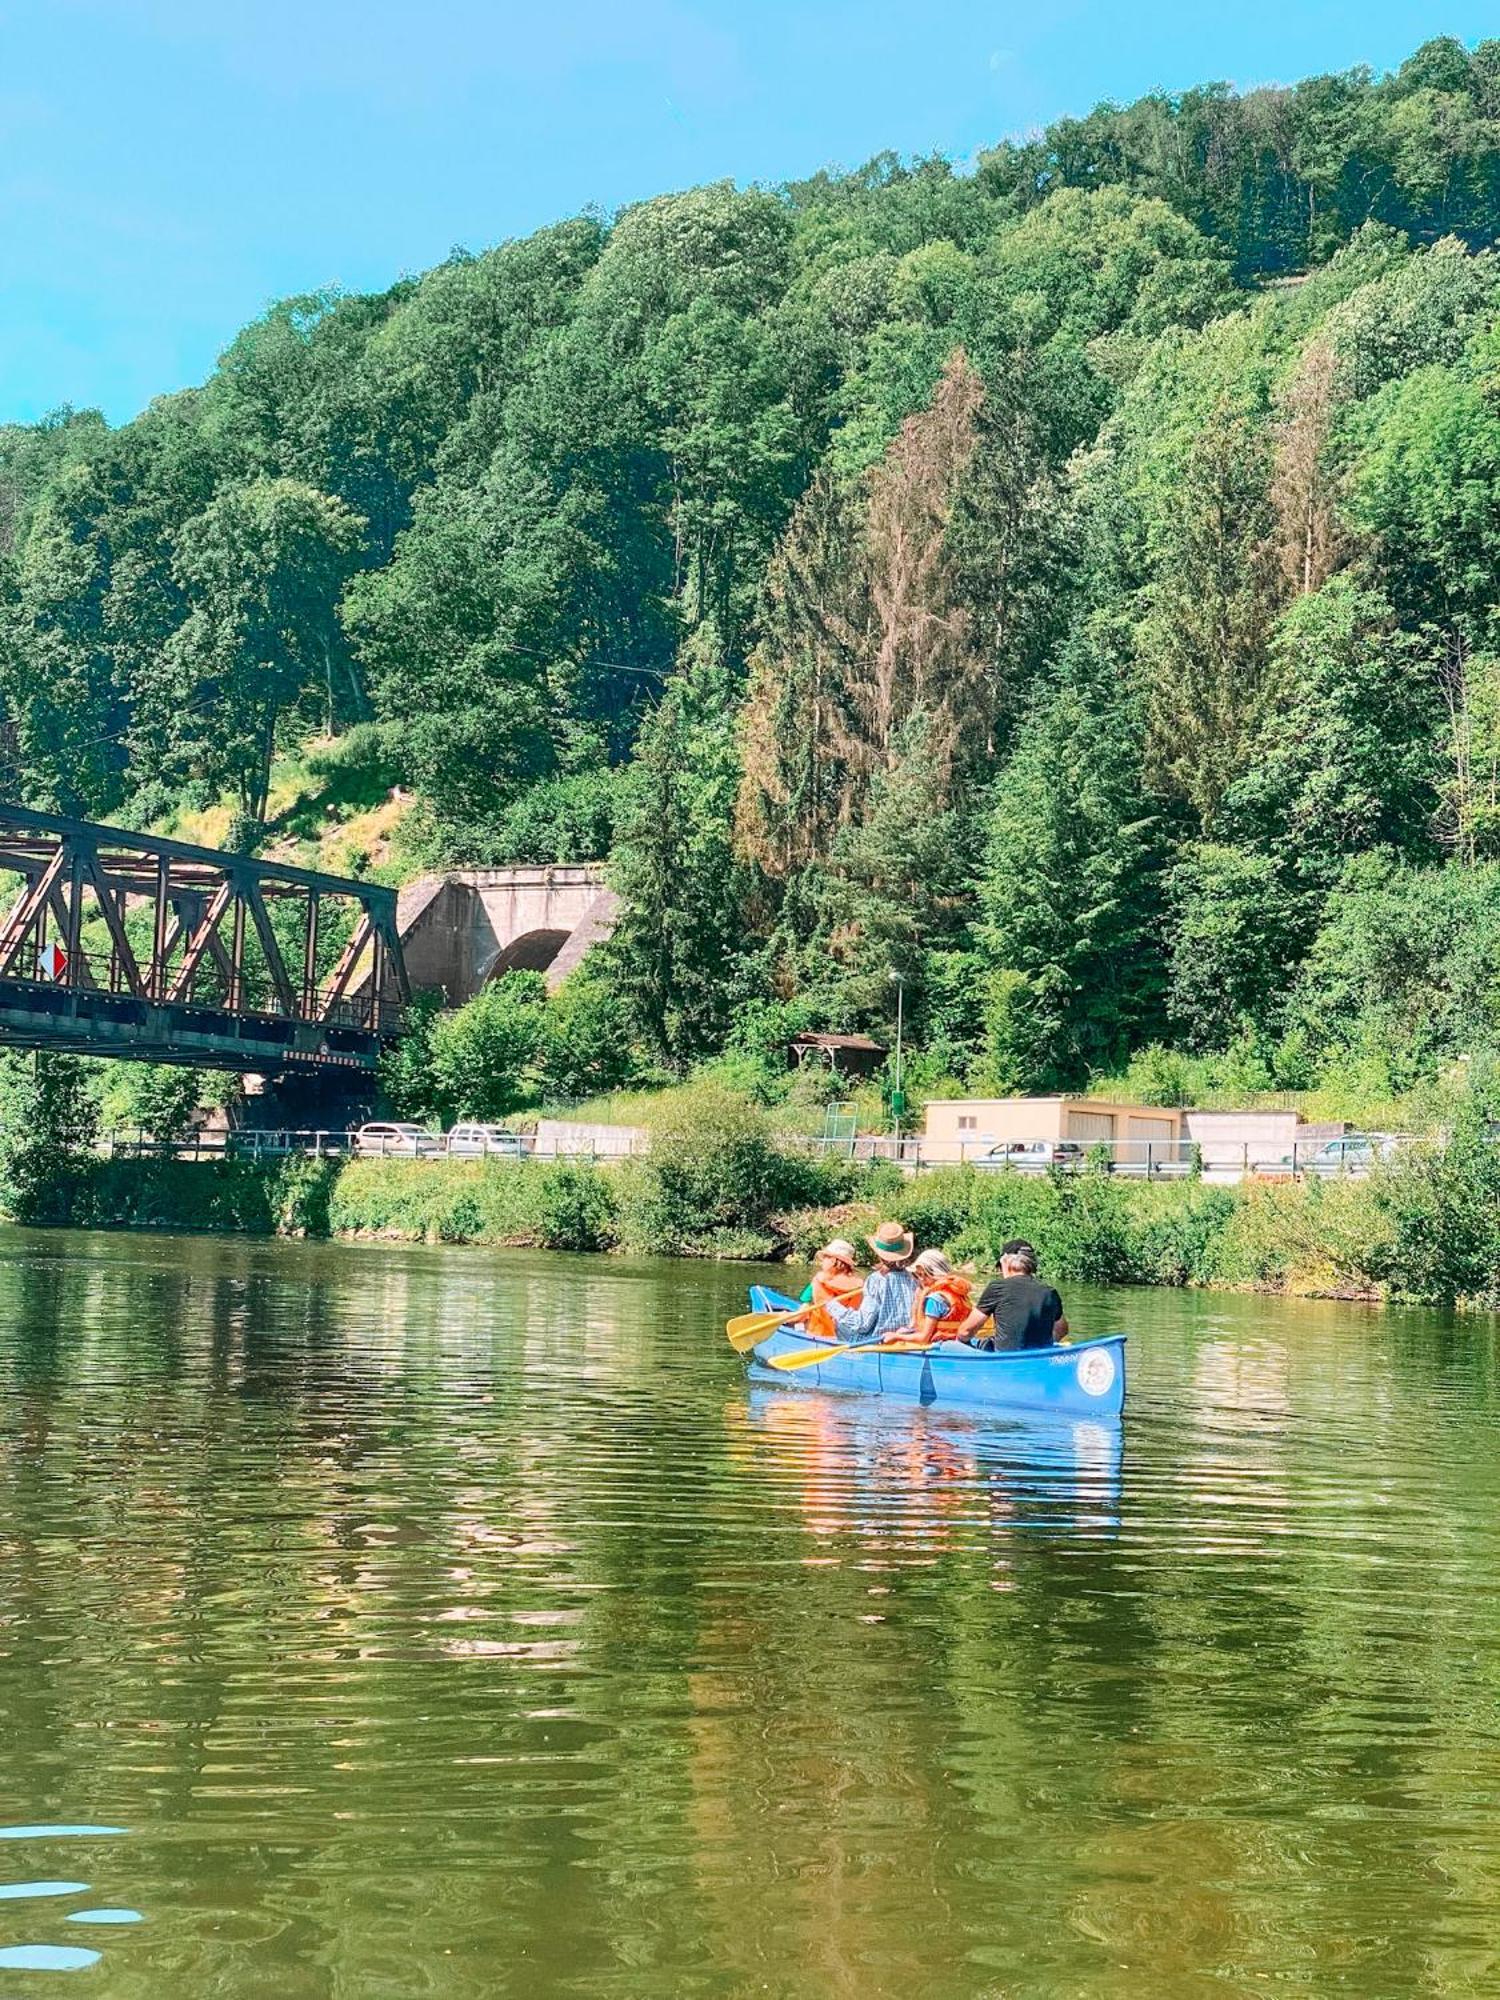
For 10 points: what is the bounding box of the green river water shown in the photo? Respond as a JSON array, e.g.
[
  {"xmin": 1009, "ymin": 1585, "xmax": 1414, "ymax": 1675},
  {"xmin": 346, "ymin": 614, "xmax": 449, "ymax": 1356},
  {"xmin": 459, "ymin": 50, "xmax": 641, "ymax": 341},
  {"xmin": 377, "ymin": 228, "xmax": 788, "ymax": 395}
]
[{"xmin": 0, "ymin": 1229, "xmax": 1495, "ymax": 1997}]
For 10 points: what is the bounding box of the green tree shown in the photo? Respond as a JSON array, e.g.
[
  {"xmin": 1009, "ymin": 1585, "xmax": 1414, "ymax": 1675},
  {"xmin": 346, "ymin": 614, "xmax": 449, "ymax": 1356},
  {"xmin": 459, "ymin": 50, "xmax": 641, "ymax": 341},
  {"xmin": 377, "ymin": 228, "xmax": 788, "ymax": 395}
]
[
  {"xmin": 0, "ymin": 1051, "xmax": 100, "ymax": 1224},
  {"xmin": 605, "ymin": 637, "xmax": 753, "ymax": 1062},
  {"xmin": 978, "ymin": 683, "xmax": 1170, "ymax": 1089},
  {"xmin": 168, "ymin": 478, "xmax": 366, "ymax": 821},
  {"xmin": 537, "ymin": 974, "xmax": 640, "ymax": 1102},
  {"xmin": 817, "ymin": 722, "xmax": 977, "ymax": 1032},
  {"xmin": 1142, "ymin": 403, "xmax": 1283, "ymax": 828},
  {"xmin": 428, "ymin": 974, "xmax": 549, "ymax": 1120},
  {"xmin": 110, "ymin": 1063, "xmax": 206, "ymax": 1142},
  {"xmin": 1166, "ymin": 843, "xmax": 1302, "ymax": 1050}
]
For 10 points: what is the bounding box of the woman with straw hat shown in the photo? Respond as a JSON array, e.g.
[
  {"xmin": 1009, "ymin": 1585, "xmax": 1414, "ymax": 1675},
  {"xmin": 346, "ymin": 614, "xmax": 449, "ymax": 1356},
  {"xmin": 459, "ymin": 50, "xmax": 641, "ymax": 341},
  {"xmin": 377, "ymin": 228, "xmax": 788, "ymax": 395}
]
[
  {"xmin": 799, "ymin": 1237, "xmax": 863, "ymax": 1344},
  {"xmin": 827, "ymin": 1221, "xmax": 918, "ymax": 1345}
]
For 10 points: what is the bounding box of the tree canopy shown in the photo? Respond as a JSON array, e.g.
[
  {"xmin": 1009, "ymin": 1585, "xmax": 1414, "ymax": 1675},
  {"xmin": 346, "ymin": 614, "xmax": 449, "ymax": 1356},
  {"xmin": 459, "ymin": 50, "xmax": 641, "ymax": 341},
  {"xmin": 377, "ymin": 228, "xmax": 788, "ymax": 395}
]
[{"xmin": 6, "ymin": 37, "xmax": 1500, "ymax": 1100}]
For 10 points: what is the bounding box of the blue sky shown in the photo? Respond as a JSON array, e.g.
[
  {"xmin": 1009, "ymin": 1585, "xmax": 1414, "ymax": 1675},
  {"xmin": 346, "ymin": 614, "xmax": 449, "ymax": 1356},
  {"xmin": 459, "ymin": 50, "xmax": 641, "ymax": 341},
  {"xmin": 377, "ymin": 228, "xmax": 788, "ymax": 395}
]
[{"xmin": 0, "ymin": 0, "xmax": 1488, "ymax": 425}]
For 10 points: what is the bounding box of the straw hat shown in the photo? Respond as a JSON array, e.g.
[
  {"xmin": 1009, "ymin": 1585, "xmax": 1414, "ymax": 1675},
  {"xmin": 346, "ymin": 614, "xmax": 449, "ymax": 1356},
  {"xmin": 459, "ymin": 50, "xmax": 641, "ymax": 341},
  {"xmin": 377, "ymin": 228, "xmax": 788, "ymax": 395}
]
[
  {"xmin": 817, "ymin": 1238, "xmax": 859, "ymax": 1268},
  {"xmin": 867, "ymin": 1220, "xmax": 914, "ymax": 1262}
]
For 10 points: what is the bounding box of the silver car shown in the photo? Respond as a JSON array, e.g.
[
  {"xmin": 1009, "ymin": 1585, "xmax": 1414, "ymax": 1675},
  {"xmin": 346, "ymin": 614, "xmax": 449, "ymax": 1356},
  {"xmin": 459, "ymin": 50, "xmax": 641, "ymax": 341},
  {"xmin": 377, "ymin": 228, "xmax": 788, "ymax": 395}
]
[
  {"xmin": 971, "ymin": 1140, "xmax": 1085, "ymax": 1173},
  {"xmin": 1297, "ymin": 1133, "xmax": 1403, "ymax": 1176},
  {"xmin": 446, "ymin": 1122, "xmax": 527, "ymax": 1158},
  {"xmin": 353, "ymin": 1121, "xmax": 443, "ymax": 1158}
]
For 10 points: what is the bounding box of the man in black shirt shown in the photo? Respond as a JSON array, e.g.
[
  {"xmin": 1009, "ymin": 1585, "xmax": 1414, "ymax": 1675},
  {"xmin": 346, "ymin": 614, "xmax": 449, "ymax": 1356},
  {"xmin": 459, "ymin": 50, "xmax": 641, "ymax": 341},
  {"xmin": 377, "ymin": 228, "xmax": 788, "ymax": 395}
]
[{"xmin": 958, "ymin": 1240, "xmax": 1068, "ymax": 1351}]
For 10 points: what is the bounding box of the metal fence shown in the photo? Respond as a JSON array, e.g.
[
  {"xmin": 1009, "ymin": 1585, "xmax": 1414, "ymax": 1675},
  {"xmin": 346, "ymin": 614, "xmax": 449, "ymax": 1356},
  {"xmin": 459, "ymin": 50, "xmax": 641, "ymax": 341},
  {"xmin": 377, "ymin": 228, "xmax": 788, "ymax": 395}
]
[
  {"xmin": 780, "ymin": 1133, "xmax": 1411, "ymax": 1181},
  {"xmin": 92, "ymin": 1127, "xmax": 1410, "ymax": 1181},
  {"xmin": 96, "ymin": 1128, "xmax": 652, "ymax": 1164}
]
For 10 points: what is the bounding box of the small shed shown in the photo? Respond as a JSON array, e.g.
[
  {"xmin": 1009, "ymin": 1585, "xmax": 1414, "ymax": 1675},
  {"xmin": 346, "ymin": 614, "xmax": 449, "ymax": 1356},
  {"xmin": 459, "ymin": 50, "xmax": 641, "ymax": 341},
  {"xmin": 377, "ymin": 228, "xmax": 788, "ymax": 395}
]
[{"xmin": 788, "ymin": 1031, "xmax": 888, "ymax": 1078}]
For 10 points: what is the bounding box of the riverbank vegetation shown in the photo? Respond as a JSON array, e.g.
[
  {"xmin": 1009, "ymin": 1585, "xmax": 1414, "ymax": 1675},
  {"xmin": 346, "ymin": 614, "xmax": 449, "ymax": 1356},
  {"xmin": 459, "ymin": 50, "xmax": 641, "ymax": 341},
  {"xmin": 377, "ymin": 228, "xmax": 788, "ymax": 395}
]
[
  {"xmin": 7, "ymin": 40, "xmax": 1500, "ymax": 1276},
  {"xmin": 7, "ymin": 1069, "xmax": 1500, "ymax": 1310}
]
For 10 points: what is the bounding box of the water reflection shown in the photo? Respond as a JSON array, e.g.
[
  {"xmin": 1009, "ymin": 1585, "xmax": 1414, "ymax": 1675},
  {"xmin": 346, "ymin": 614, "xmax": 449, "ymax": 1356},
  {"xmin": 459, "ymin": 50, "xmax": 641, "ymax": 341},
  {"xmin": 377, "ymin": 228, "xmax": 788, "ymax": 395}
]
[
  {"xmin": 0, "ymin": 1827, "xmax": 138, "ymax": 1979},
  {"xmin": 740, "ymin": 1387, "xmax": 1123, "ymax": 1547},
  {"xmin": 0, "ymin": 1232, "xmax": 1495, "ymax": 1994}
]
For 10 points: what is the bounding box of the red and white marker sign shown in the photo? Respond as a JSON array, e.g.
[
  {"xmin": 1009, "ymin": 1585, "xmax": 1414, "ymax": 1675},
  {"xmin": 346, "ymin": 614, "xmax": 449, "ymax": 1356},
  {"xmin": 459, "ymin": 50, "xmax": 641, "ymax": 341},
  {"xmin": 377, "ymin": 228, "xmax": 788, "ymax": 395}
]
[{"xmin": 36, "ymin": 940, "xmax": 68, "ymax": 982}]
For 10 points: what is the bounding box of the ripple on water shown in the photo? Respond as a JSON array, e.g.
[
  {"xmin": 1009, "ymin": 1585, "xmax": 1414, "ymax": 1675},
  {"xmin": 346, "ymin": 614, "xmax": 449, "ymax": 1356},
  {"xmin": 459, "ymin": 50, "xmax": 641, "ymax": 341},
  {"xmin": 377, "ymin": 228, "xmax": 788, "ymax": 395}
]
[
  {"xmin": 67, "ymin": 1909, "xmax": 143, "ymax": 1925},
  {"xmin": 0, "ymin": 1883, "xmax": 88, "ymax": 1900}
]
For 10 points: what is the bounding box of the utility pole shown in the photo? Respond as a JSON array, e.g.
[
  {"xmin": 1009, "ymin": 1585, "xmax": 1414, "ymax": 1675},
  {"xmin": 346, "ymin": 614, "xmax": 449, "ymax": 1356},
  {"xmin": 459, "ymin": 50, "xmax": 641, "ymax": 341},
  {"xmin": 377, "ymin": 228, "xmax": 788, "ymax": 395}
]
[{"xmin": 889, "ymin": 971, "xmax": 905, "ymax": 1156}]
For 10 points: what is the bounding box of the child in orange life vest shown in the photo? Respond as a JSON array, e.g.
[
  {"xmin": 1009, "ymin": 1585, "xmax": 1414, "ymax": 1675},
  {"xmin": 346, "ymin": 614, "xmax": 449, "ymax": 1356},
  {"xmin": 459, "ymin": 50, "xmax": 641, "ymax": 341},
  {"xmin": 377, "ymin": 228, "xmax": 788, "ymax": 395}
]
[
  {"xmin": 799, "ymin": 1238, "xmax": 863, "ymax": 1343},
  {"xmin": 908, "ymin": 1248, "xmax": 974, "ymax": 1347}
]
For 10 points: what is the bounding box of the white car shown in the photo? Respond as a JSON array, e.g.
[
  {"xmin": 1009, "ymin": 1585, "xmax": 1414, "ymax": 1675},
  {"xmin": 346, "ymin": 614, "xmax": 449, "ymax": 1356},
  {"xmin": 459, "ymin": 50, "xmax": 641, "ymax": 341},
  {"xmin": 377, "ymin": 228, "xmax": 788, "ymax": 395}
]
[
  {"xmin": 446, "ymin": 1122, "xmax": 527, "ymax": 1157},
  {"xmin": 1297, "ymin": 1133, "xmax": 1403, "ymax": 1176},
  {"xmin": 353, "ymin": 1121, "xmax": 442, "ymax": 1158},
  {"xmin": 971, "ymin": 1140, "xmax": 1085, "ymax": 1173}
]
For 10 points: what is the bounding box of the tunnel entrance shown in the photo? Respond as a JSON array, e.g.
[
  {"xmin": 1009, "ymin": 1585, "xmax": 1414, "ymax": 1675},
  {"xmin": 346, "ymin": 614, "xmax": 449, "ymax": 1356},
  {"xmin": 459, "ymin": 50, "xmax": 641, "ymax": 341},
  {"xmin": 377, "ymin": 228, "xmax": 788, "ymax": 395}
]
[{"xmin": 484, "ymin": 928, "xmax": 572, "ymax": 980}]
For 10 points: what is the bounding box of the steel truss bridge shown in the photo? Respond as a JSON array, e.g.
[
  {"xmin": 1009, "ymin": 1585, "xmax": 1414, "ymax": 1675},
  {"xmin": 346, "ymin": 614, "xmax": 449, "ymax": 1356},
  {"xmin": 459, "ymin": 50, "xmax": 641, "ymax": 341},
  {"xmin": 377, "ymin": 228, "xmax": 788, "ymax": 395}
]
[{"xmin": 0, "ymin": 804, "xmax": 409, "ymax": 1072}]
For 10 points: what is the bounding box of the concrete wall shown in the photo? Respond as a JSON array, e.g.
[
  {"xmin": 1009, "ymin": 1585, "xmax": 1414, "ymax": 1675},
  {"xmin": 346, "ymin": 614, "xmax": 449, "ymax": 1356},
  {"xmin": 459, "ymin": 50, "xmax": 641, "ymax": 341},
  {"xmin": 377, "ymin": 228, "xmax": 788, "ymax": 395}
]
[
  {"xmin": 531, "ymin": 1119, "xmax": 646, "ymax": 1159},
  {"xmin": 1183, "ymin": 1109, "xmax": 1300, "ymax": 1172},
  {"xmin": 1184, "ymin": 1111, "xmax": 1348, "ymax": 1178}
]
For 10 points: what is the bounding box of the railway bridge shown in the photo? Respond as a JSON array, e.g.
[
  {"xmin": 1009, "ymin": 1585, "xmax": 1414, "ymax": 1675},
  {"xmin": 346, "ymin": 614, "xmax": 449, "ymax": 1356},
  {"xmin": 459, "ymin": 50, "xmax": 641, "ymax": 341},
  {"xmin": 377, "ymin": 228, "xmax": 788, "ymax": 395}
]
[{"xmin": 0, "ymin": 804, "xmax": 408, "ymax": 1072}]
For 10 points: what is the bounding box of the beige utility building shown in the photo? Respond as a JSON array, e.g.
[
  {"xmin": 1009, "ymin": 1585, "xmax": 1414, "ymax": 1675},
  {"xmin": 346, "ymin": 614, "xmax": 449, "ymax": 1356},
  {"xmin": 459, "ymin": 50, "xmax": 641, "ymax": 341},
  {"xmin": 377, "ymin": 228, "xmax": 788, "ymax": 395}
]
[{"xmin": 922, "ymin": 1097, "xmax": 1184, "ymax": 1165}]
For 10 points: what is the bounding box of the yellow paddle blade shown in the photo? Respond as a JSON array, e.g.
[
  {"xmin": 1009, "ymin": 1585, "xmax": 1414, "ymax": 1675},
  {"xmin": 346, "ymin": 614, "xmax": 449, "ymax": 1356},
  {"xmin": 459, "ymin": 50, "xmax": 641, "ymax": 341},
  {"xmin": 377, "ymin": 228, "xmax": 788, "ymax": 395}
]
[
  {"xmin": 767, "ymin": 1338, "xmax": 917, "ymax": 1373},
  {"xmin": 766, "ymin": 1342, "xmax": 842, "ymax": 1370},
  {"xmin": 725, "ymin": 1306, "xmax": 802, "ymax": 1352}
]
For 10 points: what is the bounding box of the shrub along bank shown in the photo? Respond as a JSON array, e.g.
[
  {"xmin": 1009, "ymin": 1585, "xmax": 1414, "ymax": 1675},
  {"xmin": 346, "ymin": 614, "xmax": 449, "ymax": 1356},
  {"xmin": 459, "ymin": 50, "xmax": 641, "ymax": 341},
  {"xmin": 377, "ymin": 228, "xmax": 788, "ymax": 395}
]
[{"xmin": 5, "ymin": 1078, "xmax": 1500, "ymax": 1309}]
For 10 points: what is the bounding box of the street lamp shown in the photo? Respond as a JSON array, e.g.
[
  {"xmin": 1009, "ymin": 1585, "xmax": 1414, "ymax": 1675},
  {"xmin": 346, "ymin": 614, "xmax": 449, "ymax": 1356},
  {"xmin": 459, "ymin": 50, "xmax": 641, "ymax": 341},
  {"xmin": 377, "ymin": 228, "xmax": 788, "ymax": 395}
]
[{"xmin": 889, "ymin": 970, "xmax": 905, "ymax": 1155}]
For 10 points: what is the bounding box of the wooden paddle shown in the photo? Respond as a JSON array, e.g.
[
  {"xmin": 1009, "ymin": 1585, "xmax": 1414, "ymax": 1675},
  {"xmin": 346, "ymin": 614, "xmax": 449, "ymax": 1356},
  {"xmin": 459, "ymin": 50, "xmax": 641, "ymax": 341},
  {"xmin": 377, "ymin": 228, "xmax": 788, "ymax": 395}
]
[
  {"xmin": 725, "ymin": 1305, "xmax": 808, "ymax": 1352},
  {"xmin": 767, "ymin": 1337, "xmax": 924, "ymax": 1373}
]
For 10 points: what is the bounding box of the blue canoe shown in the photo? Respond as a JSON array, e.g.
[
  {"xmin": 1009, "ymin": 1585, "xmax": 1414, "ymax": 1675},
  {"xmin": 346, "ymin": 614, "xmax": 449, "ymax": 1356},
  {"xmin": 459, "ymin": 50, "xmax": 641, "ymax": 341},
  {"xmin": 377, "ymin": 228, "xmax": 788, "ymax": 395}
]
[{"xmin": 743, "ymin": 1285, "xmax": 1126, "ymax": 1420}]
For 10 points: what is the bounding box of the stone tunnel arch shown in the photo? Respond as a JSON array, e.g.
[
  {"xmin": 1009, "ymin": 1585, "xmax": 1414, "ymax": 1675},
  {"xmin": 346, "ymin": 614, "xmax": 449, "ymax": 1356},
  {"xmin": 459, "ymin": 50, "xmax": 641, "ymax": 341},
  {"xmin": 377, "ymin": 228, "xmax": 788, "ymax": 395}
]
[
  {"xmin": 483, "ymin": 928, "xmax": 572, "ymax": 981},
  {"xmin": 386, "ymin": 865, "xmax": 618, "ymax": 1006}
]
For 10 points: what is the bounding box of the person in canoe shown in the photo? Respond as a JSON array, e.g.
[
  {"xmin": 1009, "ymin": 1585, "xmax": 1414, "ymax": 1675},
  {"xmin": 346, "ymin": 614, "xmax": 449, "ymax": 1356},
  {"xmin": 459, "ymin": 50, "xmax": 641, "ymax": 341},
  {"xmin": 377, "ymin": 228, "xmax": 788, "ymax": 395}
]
[
  {"xmin": 956, "ymin": 1239, "xmax": 1069, "ymax": 1350},
  {"xmin": 826, "ymin": 1222, "xmax": 918, "ymax": 1345},
  {"xmin": 907, "ymin": 1248, "xmax": 975, "ymax": 1346},
  {"xmin": 798, "ymin": 1237, "xmax": 863, "ymax": 1343}
]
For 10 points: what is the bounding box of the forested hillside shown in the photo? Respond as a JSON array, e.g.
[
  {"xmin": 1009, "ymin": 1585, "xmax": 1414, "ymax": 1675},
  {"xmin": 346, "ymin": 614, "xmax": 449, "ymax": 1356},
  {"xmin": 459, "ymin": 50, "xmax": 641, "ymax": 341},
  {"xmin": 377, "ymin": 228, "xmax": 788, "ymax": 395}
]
[{"xmin": 7, "ymin": 35, "xmax": 1500, "ymax": 1113}]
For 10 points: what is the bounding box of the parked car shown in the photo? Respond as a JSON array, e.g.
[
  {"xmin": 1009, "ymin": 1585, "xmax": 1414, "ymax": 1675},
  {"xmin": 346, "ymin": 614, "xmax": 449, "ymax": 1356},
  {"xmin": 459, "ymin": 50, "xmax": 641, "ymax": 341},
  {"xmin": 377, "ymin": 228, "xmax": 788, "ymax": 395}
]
[
  {"xmin": 972, "ymin": 1139, "xmax": 1085, "ymax": 1173},
  {"xmin": 446, "ymin": 1122, "xmax": 527, "ymax": 1157},
  {"xmin": 1295, "ymin": 1132, "xmax": 1403, "ymax": 1176},
  {"xmin": 353, "ymin": 1121, "xmax": 442, "ymax": 1158}
]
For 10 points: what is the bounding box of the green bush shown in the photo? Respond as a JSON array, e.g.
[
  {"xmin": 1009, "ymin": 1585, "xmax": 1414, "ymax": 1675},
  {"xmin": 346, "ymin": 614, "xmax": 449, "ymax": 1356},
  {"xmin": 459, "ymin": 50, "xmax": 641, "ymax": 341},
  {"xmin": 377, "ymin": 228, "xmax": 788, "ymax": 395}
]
[
  {"xmin": 429, "ymin": 974, "xmax": 548, "ymax": 1119},
  {"xmin": 328, "ymin": 1156, "xmax": 619, "ymax": 1250},
  {"xmin": 535, "ymin": 1164, "xmax": 618, "ymax": 1251},
  {"xmin": 73, "ymin": 1158, "xmax": 279, "ymax": 1233},
  {"xmin": 275, "ymin": 1156, "xmax": 339, "ymax": 1236},
  {"xmin": 493, "ymin": 769, "xmax": 618, "ymax": 865},
  {"xmin": 1368, "ymin": 1112, "xmax": 1500, "ymax": 1304},
  {"xmin": 330, "ymin": 1158, "xmax": 542, "ymax": 1242},
  {"xmin": 628, "ymin": 1081, "xmax": 790, "ymax": 1252},
  {"xmin": 304, "ymin": 721, "xmax": 411, "ymax": 804}
]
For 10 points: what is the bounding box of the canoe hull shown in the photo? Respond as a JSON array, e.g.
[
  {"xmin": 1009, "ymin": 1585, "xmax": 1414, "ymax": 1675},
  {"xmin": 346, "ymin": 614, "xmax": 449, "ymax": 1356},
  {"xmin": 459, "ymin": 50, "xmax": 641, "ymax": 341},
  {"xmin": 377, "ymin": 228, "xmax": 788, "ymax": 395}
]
[{"xmin": 744, "ymin": 1285, "xmax": 1125, "ymax": 1419}]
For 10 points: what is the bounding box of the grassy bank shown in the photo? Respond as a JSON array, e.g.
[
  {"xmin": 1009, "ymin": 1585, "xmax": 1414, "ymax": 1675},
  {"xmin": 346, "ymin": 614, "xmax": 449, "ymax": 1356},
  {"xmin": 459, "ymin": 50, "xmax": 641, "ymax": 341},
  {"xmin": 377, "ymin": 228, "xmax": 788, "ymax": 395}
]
[{"xmin": 18, "ymin": 1108, "xmax": 1500, "ymax": 1313}]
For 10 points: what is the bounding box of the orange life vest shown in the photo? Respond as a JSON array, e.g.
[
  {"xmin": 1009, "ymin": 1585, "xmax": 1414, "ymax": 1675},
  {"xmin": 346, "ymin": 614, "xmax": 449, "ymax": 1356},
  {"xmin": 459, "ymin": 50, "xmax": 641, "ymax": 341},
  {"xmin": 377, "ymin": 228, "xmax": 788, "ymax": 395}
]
[
  {"xmin": 913, "ymin": 1273, "xmax": 974, "ymax": 1345},
  {"xmin": 806, "ymin": 1271, "xmax": 862, "ymax": 1344}
]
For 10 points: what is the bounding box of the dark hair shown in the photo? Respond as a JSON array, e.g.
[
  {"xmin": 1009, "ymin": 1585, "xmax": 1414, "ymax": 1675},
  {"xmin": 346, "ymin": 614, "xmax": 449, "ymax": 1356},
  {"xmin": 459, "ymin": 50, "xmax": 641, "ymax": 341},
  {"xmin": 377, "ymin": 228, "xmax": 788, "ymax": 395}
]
[{"xmin": 1000, "ymin": 1239, "xmax": 1038, "ymax": 1274}]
